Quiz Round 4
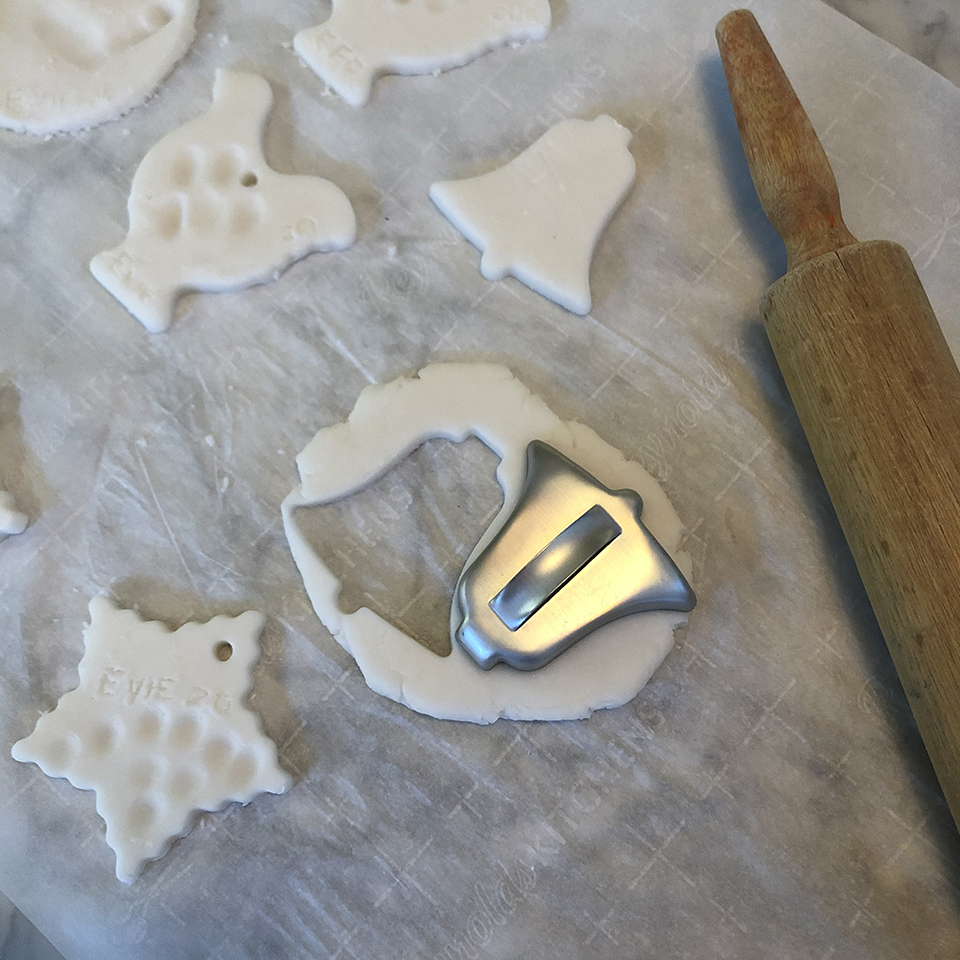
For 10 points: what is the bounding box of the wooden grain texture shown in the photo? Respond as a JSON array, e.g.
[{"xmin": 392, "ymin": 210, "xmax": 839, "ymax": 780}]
[
  {"xmin": 762, "ymin": 242, "xmax": 960, "ymax": 825},
  {"xmin": 717, "ymin": 8, "xmax": 960, "ymax": 829},
  {"xmin": 716, "ymin": 9, "xmax": 858, "ymax": 269}
]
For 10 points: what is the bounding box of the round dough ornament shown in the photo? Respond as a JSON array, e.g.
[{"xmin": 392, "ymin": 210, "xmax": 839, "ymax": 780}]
[{"xmin": 0, "ymin": 0, "xmax": 199, "ymax": 135}]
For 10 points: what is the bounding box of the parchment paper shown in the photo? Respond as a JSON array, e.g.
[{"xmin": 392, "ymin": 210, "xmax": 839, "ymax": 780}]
[{"xmin": 2, "ymin": 0, "xmax": 960, "ymax": 957}]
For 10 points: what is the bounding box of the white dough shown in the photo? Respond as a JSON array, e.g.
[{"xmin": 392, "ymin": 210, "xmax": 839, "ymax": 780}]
[
  {"xmin": 293, "ymin": 0, "xmax": 551, "ymax": 107},
  {"xmin": 0, "ymin": 0, "xmax": 198, "ymax": 135},
  {"xmin": 91, "ymin": 70, "xmax": 357, "ymax": 333},
  {"xmin": 12, "ymin": 597, "xmax": 292, "ymax": 882},
  {"xmin": 0, "ymin": 490, "xmax": 28, "ymax": 540},
  {"xmin": 282, "ymin": 363, "xmax": 692, "ymax": 724},
  {"xmin": 430, "ymin": 116, "xmax": 637, "ymax": 314}
]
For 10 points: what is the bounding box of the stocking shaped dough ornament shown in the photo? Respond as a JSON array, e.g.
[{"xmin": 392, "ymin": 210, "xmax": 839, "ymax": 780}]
[
  {"xmin": 431, "ymin": 115, "xmax": 636, "ymax": 315},
  {"xmin": 294, "ymin": 0, "xmax": 551, "ymax": 107},
  {"xmin": 12, "ymin": 597, "xmax": 291, "ymax": 882},
  {"xmin": 91, "ymin": 70, "xmax": 356, "ymax": 332}
]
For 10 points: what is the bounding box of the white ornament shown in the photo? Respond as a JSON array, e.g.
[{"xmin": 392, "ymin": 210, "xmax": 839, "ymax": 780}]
[
  {"xmin": 430, "ymin": 115, "xmax": 636, "ymax": 314},
  {"xmin": 0, "ymin": 490, "xmax": 28, "ymax": 540},
  {"xmin": 293, "ymin": 0, "xmax": 551, "ymax": 107},
  {"xmin": 0, "ymin": 0, "xmax": 198, "ymax": 135},
  {"xmin": 283, "ymin": 363, "xmax": 692, "ymax": 724},
  {"xmin": 91, "ymin": 69, "xmax": 357, "ymax": 332},
  {"xmin": 12, "ymin": 597, "xmax": 292, "ymax": 883}
]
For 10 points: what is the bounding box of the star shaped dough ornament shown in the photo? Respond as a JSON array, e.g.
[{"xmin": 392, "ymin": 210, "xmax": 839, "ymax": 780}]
[
  {"xmin": 12, "ymin": 597, "xmax": 292, "ymax": 883},
  {"xmin": 91, "ymin": 69, "xmax": 356, "ymax": 332}
]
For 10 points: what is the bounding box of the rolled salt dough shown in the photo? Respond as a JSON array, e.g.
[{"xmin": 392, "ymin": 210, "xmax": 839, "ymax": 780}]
[
  {"xmin": 293, "ymin": 0, "xmax": 551, "ymax": 107},
  {"xmin": 283, "ymin": 363, "xmax": 692, "ymax": 724},
  {"xmin": 0, "ymin": 0, "xmax": 198, "ymax": 135},
  {"xmin": 91, "ymin": 69, "xmax": 357, "ymax": 332},
  {"xmin": 430, "ymin": 116, "xmax": 637, "ymax": 314},
  {"xmin": 12, "ymin": 597, "xmax": 291, "ymax": 882},
  {"xmin": 0, "ymin": 490, "xmax": 28, "ymax": 540}
]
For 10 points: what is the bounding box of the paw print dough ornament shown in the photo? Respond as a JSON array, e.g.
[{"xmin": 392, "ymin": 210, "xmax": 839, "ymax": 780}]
[
  {"xmin": 12, "ymin": 597, "xmax": 291, "ymax": 883},
  {"xmin": 282, "ymin": 363, "xmax": 693, "ymax": 724},
  {"xmin": 91, "ymin": 69, "xmax": 357, "ymax": 332},
  {"xmin": 0, "ymin": 490, "xmax": 28, "ymax": 540},
  {"xmin": 430, "ymin": 115, "xmax": 636, "ymax": 315},
  {"xmin": 0, "ymin": 0, "xmax": 198, "ymax": 135},
  {"xmin": 293, "ymin": 0, "xmax": 551, "ymax": 107}
]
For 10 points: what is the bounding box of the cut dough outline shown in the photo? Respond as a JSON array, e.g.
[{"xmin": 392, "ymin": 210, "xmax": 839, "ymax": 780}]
[
  {"xmin": 91, "ymin": 69, "xmax": 357, "ymax": 332},
  {"xmin": 430, "ymin": 115, "xmax": 637, "ymax": 314},
  {"xmin": 12, "ymin": 596, "xmax": 292, "ymax": 882},
  {"xmin": 0, "ymin": 0, "xmax": 199, "ymax": 135},
  {"xmin": 293, "ymin": 0, "xmax": 551, "ymax": 107},
  {"xmin": 283, "ymin": 363, "xmax": 691, "ymax": 724}
]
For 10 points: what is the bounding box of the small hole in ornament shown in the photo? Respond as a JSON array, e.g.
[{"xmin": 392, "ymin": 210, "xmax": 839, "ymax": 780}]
[
  {"xmin": 215, "ymin": 641, "xmax": 233, "ymax": 662},
  {"xmin": 240, "ymin": 172, "xmax": 258, "ymax": 187}
]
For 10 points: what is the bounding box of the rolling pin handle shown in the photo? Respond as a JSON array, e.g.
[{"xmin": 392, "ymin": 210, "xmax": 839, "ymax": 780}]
[{"xmin": 716, "ymin": 9, "xmax": 858, "ymax": 268}]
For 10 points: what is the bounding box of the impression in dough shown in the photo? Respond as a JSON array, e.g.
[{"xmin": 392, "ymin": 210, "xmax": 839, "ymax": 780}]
[
  {"xmin": 0, "ymin": 490, "xmax": 28, "ymax": 541},
  {"xmin": 282, "ymin": 363, "xmax": 692, "ymax": 724},
  {"xmin": 0, "ymin": 0, "xmax": 198, "ymax": 135},
  {"xmin": 293, "ymin": 0, "xmax": 551, "ymax": 107},
  {"xmin": 430, "ymin": 116, "xmax": 636, "ymax": 315},
  {"xmin": 12, "ymin": 597, "xmax": 292, "ymax": 883},
  {"xmin": 90, "ymin": 69, "xmax": 357, "ymax": 333}
]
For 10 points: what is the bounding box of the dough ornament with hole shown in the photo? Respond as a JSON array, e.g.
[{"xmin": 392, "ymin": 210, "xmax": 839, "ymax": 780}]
[
  {"xmin": 12, "ymin": 597, "xmax": 291, "ymax": 882},
  {"xmin": 293, "ymin": 0, "xmax": 551, "ymax": 107},
  {"xmin": 283, "ymin": 363, "xmax": 693, "ymax": 724},
  {"xmin": 0, "ymin": 490, "xmax": 28, "ymax": 540},
  {"xmin": 90, "ymin": 69, "xmax": 357, "ymax": 332},
  {"xmin": 430, "ymin": 115, "xmax": 636, "ymax": 314},
  {"xmin": 0, "ymin": 0, "xmax": 198, "ymax": 135}
]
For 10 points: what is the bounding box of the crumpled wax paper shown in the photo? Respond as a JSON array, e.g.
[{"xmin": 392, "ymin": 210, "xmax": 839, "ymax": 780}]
[{"xmin": 2, "ymin": 0, "xmax": 960, "ymax": 957}]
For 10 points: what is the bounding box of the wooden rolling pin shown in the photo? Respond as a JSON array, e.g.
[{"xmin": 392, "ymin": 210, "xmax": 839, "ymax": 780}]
[{"xmin": 716, "ymin": 9, "xmax": 960, "ymax": 829}]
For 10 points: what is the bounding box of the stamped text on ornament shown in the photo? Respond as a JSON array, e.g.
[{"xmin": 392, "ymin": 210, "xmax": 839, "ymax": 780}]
[{"xmin": 95, "ymin": 667, "xmax": 233, "ymax": 714}]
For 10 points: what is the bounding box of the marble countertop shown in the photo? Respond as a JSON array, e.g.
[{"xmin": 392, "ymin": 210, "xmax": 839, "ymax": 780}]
[
  {"xmin": 822, "ymin": 0, "xmax": 960, "ymax": 85},
  {"xmin": 1, "ymin": 2, "xmax": 956, "ymax": 959}
]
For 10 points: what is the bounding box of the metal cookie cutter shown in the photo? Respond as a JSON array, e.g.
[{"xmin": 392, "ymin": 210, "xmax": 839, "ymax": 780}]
[{"xmin": 454, "ymin": 441, "xmax": 696, "ymax": 670}]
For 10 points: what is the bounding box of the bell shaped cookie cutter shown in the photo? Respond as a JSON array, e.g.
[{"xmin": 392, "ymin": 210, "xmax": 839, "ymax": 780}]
[{"xmin": 455, "ymin": 440, "xmax": 696, "ymax": 670}]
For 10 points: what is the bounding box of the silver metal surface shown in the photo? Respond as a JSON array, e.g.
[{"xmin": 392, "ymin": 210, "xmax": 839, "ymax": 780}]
[{"xmin": 455, "ymin": 441, "xmax": 696, "ymax": 670}]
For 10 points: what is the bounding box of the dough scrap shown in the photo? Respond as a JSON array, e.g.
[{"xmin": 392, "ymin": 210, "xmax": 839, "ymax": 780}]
[
  {"xmin": 430, "ymin": 116, "xmax": 636, "ymax": 314},
  {"xmin": 0, "ymin": 0, "xmax": 198, "ymax": 135},
  {"xmin": 12, "ymin": 597, "xmax": 292, "ymax": 882},
  {"xmin": 294, "ymin": 0, "xmax": 551, "ymax": 107},
  {"xmin": 283, "ymin": 363, "xmax": 692, "ymax": 724},
  {"xmin": 0, "ymin": 490, "xmax": 28, "ymax": 540},
  {"xmin": 91, "ymin": 69, "xmax": 357, "ymax": 332}
]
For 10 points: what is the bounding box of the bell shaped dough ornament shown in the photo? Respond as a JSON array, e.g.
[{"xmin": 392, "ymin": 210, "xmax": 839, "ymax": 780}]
[
  {"xmin": 91, "ymin": 70, "xmax": 357, "ymax": 332},
  {"xmin": 430, "ymin": 115, "xmax": 636, "ymax": 315},
  {"xmin": 293, "ymin": 0, "xmax": 551, "ymax": 107}
]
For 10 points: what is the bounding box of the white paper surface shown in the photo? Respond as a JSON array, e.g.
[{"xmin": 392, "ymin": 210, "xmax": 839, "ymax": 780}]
[{"xmin": 2, "ymin": 0, "xmax": 960, "ymax": 957}]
